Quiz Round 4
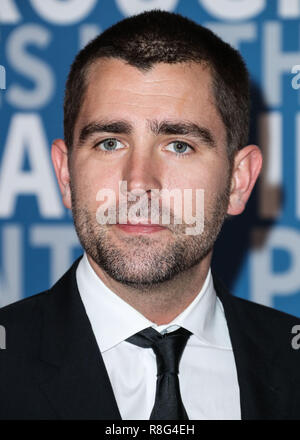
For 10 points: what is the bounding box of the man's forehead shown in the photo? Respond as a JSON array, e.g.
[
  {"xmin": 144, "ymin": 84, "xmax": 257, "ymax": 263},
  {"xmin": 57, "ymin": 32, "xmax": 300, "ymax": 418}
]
[
  {"xmin": 74, "ymin": 57, "xmax": 226, "ymax": 147},
  {"xmin": 80, "ymin": 58, "xmax": 216, "ymax": 120},
  {"xmin": 85, "ymin": 57, "xmax": 213, "ymax": 90}
]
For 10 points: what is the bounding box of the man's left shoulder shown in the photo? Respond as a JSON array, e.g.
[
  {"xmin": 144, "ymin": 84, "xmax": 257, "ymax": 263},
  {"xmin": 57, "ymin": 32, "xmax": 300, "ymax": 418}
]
[
  {"xmin": 214, "ymin": 275, "xmax": 300, "ymax": 355},
  {"xmin": 214, "ymin": 274, "xmax": 300, "ymax": 325},
  {"xmin": 232, "ymin": 294, "xmax": 300, "ymax": 352},
  {"xmin": 230, "ymin": 294, "xmax": 300, "ymax": 385},
  {"xmin": 233, "ymin": 293, "xmax": 300, "ymax": 324}
]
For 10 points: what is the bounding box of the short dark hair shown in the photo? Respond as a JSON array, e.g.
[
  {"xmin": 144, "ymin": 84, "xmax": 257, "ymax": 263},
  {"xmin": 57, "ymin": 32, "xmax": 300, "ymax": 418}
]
[{"xmin": 64, "ymin": 10, "xmax": 250, "ymax": 159}]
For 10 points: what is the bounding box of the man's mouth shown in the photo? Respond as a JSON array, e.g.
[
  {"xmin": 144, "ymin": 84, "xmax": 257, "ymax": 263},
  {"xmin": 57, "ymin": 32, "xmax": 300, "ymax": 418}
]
[{"xmin": 115, "ymin": 220, "xmax": 167, "ymax": 234}]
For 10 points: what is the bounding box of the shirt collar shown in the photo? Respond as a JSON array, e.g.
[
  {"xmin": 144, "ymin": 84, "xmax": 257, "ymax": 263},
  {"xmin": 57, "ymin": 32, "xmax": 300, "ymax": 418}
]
[{"xmin": 76, "ymin": 252, "xmax": 231, "ymax": 352}]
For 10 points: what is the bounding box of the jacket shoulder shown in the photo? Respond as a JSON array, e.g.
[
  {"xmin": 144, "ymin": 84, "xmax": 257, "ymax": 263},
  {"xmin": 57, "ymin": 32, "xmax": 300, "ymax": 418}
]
[
  {"xmin": 0, "ymin": 288, "xmax": 50, "ymax": 326},
  {"xmin": 232, "ymin": 293, "xmax": 300, "ymax": 325},
  {"xmin": 0, "ymin": 258, "xmax": 81, "ymax": 356},
  {"xmin": 0, "ymin": 257, "xmax": 82, "ymax": 327},
  {"xmin": 0, "ymin": 288, "xmax": 50, "ymax": 312},
  {"xmin": 0, "ymin": 289, "xmax": 51, "ymax": 356},
  {"xmin": 214, "ymin": 274, "xmax": 300, "ymax": 324},
  {"xmin": 214, "ymin": 275, "xmax": 300, "ymax": 352},
  {"xmin": 232, "ymin": 295, "xmax": 300, "ymax": 350}
]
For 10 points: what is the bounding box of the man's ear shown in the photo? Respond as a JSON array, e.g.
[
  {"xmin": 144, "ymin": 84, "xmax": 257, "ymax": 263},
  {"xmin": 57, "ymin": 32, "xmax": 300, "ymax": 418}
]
[
  {"xmin": 227, "ymin": 145, "xmax": 263, "ymax": 216},
  {"xmin": 51, "ymin": 139, "xmax": 72, "ymax": 210}
]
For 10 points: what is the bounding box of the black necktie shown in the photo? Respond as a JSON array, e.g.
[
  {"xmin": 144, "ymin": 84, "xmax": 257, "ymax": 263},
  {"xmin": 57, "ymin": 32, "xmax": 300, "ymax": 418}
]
[{"xmin": 125, "ymin": 326, "xmax": 192, "ymax": 420}]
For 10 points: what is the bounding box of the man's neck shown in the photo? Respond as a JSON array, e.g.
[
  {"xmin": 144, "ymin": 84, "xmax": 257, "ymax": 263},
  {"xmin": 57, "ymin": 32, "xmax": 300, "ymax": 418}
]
[{"xmin": 86, "ymin": 252, "xmax": 212, "ymax": 325}]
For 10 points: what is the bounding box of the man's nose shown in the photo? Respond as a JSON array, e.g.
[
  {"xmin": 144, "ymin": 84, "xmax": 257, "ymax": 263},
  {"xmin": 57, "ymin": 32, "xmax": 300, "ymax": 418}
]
[{"xmin": 122, "ymin": 147, "xmax": 162, "ymax": 196}]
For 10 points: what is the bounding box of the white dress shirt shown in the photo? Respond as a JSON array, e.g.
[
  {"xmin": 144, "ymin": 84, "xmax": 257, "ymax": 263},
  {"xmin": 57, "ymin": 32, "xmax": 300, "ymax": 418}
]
[{"xmin": 76, "ymin": 252, "xmax": 241, "ymax": 420}]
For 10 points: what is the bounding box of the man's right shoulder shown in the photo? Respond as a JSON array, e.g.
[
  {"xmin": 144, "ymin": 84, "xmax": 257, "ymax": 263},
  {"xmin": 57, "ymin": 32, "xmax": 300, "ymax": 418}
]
[
  {"xmin": 0, "ymin": 288, "xmax": 50, "ymax": 321},
  {"xmin": 0, "ymin": 289, "xmax": 52, "ymax": 354},
  {"xmin": 0, "ymin": 256, "xmax": 82, "ymax": 329}
]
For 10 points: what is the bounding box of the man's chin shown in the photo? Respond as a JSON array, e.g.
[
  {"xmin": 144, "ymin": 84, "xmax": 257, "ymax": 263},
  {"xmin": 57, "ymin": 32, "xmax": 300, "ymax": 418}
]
[
  {"xmin": 99, "ymin": 263, "xmax": 181, "ymax": 289},
  {"xmin": 91, "ymin": 240, "xmax": 206, "ymax": 289}
]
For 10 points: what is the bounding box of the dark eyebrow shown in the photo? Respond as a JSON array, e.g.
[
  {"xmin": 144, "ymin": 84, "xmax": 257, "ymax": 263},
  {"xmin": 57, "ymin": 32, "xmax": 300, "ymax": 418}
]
[
  {"xmin": 78, "ymin": 120, "xmax": 132, "ymax": 145},
  {"xmin": 149, "ymin": 120, "xmax": 217, "ymax": 149},
  {"xmin": 77, "ymin": 119, "xmax": 216, "ymax": 149}
]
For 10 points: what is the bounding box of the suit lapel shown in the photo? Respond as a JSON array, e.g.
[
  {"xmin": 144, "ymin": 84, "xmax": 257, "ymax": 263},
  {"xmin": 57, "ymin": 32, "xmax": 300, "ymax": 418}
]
[
  {"xmin": 213, "ymin": 274, "xmax": 294, "ymax": 420},
  {"xmin": 38, "ymin": 257, "xmax": 122, "ymax": 420}
]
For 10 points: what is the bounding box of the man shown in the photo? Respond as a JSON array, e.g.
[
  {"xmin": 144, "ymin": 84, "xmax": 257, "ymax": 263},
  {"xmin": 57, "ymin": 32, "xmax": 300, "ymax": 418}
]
[{"xmin": 1, "ymin": 10, "xmax": 300, "ymax": 420}]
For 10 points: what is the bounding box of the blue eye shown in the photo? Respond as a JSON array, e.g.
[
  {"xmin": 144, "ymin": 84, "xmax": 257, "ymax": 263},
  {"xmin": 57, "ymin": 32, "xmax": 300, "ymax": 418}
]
[
  {"xmin": 96, "ymin": 138, "xmax": 124, "ymax": 151},
  {"xmin": 165, "ymin": 141, "xmax": 193, "ymax": 155}
]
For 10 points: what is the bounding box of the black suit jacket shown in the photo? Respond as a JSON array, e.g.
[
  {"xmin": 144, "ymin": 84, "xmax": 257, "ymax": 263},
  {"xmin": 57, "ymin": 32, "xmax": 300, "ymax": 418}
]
[{"xmin": 1, "ymin": 256, "xmax": 300, "ymax": 420}]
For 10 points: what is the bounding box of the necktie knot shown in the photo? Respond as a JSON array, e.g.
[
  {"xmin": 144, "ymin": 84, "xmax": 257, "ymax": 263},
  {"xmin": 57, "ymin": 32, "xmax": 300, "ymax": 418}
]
[{"xmin": 126, "ymin": 328, "xmax": 191, "ymax": 381}]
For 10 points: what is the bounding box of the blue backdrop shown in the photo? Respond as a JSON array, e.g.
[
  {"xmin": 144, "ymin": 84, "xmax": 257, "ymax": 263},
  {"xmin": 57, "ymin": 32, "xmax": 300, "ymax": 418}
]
[{"xmin": 0, "ymin": 0, "xmax": 300, "ymax": 316}]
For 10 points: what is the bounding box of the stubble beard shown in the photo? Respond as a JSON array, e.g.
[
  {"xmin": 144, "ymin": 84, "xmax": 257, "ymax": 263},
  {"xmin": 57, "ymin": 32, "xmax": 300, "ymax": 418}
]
[{"xmin": 70, "ymin": 179, "xmax": 231, "ymax": 290}]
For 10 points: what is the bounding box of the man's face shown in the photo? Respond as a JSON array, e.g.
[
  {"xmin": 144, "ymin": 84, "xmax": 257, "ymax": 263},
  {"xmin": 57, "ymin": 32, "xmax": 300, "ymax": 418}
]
[{"xmin": 67, "ymin": 59, "xmax": 232, "ymax": 287}]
